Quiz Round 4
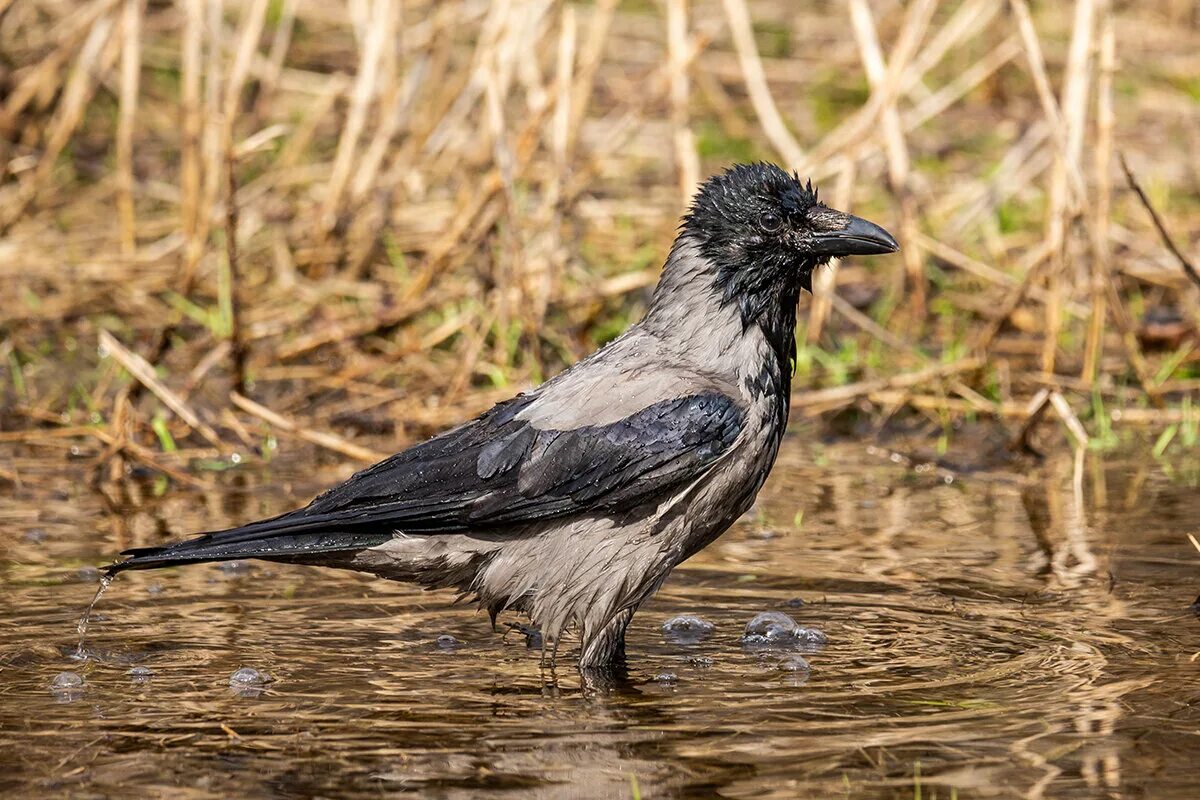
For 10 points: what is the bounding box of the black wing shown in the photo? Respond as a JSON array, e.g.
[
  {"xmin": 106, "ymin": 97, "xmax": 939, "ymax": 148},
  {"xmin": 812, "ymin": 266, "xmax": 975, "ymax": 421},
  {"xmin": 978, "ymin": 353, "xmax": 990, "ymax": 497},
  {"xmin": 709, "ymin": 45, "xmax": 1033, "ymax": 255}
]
[
  {"xmin": 111, "ymin": 391, "xmax": 745, "ymax": 570},
  {"xmin": 306, "ymin": 391, "xmax": 744, "ymax": 528}
]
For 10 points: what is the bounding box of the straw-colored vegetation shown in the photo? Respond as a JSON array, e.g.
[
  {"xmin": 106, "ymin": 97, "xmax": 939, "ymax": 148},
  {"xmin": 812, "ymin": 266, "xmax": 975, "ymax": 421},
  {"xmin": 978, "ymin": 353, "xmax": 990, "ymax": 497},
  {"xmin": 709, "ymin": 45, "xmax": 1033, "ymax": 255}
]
[{"xmin": 1, "ymin": 0, "xmax": 1198, "ymax": 487}]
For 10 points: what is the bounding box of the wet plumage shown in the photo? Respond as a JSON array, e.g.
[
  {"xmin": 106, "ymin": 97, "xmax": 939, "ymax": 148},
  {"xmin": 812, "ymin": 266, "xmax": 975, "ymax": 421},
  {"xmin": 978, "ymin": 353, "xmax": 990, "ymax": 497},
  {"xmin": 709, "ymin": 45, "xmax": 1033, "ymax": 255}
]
[{"xmin": 107, "ymin": 163, "xmax": 898, "ymax": 669}]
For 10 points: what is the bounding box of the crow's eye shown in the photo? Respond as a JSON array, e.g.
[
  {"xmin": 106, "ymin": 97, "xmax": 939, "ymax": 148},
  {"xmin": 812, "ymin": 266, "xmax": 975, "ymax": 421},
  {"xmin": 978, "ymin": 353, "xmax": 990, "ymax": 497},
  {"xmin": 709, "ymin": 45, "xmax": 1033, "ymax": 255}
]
[{"xmin": 759, "ymin": 211, "xmax": 783, "ymax": 234}]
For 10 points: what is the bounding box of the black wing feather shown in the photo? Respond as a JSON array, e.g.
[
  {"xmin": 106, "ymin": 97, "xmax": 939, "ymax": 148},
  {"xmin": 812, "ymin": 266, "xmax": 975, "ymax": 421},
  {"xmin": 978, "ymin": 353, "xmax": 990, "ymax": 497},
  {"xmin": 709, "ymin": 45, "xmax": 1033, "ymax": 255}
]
[
  {"xmin": 112, "ymin": 391, "xmax": 744, "ymax": 569},
  {"xmin": 302, "ymin": 391, "xmax": 744, "ymax": 529}
]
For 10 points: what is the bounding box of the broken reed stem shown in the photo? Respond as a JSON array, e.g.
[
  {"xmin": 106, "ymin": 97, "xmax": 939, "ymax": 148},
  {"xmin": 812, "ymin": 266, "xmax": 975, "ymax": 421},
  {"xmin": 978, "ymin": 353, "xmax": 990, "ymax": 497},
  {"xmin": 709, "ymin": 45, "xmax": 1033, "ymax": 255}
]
[
  {"xmin": 565, "ymin": 0, "xmax": 616, "ymax": 161},
  {"xmin": 1041, "ymin": 0, "xmax": 1096, "ymax": 375},
  {"xmin": 225, "ymin": 153, "xmax": 247, "ymax": 397},
  {"xmin": 552, "ymin": 5, "xmax": 576, "ymax": 169},
  {"xmin": 1082, "ymin": 12, "xmax": 1114, "ymax": 385},
  {"xmin": 230, "ymin": 392, "xmax": 387, "ymax": 463},
  {"xmin": 180, "ymin": 0, "xmax": 203, "ymax": 282},
  {"xmin": 116, "ymin": 0, "xmax": 140, "ymax": 256},
  {"xmin": 720, "ymin": 0, "xmax": 805, "ymax": 168},
  {"xmin": 806, "ymin": 160, "xmax": 857, "ymax": 343},
  {"xmin": 98, "ymin": 330, "xmax": 228, "ymax": 452},
  {"xmin": 1008, "ymin": 0, "xmax": 1085, "ymax": 199},
  {"xmin": 666, "ymin": 0, "xmax": 699, "ymax": 204},
  {"xmin": 323, "ymin": 0, "xmax": 392, "ymax": 232},
  {"xmin": 848, "ymin": 0, "xmax": 936, "ymax": 320},
  {"xmin": 1119, "ymin": 154, "xmax": 1200, "ymax": 292}
]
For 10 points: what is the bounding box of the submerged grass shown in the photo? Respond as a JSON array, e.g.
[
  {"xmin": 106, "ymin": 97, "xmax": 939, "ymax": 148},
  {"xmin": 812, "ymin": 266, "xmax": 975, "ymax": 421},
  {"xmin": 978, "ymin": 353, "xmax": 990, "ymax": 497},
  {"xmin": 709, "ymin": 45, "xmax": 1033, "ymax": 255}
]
[{"xmin": 0, "ymin": 1, "xmax": 1197, "ymax": 484}]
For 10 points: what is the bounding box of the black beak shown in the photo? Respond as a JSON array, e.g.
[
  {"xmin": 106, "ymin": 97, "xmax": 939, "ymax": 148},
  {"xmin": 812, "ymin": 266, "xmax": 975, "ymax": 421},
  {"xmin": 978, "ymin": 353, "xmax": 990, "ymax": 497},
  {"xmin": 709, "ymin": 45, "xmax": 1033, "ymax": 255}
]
[{"xmin": 810, "ymin": 214, "xmax": 899, "ymax": 258}]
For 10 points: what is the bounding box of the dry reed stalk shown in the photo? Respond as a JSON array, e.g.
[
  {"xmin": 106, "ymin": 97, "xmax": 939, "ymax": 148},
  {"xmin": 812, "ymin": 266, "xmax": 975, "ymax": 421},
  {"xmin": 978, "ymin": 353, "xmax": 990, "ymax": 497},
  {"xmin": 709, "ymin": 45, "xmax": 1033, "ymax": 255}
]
[
  {"xmin": 848, "ymin": 0, "xmax": 936, "ymax": 319},
  {"xmin": 98, "ymin": 330, "xmax": 227, "ymax": 452},
  {"xmin": 0, "ymin": 0, "xmax": 118, "ymax": 136},
  {"xmin": 794, "ymin": 356, "xmax": 984, "ymax": 411},
  {"xmin": 229, "ymin": 392, "xmax": 386, "ymax": 463},
  {"xmin": 552, "ymin": 5, "xmax": 576, "ymax": 169},
  {"xmin": 919, "ymin": 234, "xmax": 1088, "ymax": 316},
  {"xmin": 1049, "ymin": 390, "xmax": 1090, "ymax": 449},
  {"xmin": 323, "ymin": 0, "xmax": 393, "ymax": 232},
  {"xmin": 256, "ymin": 0, "xmax": 298, "ymax": 114},
  {"xmin": 180, "ymin": 0, "xmax": 204, "ymax": 282},
  {"xmin": 800, "ymin": 0, "xmax": 933, "ymax": 178},
  {"xmin": 901, "ymin": 36, "xmax": 1021, "ymax": 135},
  {"xmin": 1082, "ymin": 12, "xmax": 1115, "ymax": 385},
  {"xmin": 6, "ymin": 11, "xmax": 118, "ymax": 228},
  {"xmin": 1008, "ymin": 0, "xmax": 1085, "ymax": 199},
  {"xmin": 1041, "ymin": 0, "xmax": 1096, "ymax": 375},
  {"xmin": 225, "ymin": 153, "xmax": 247, "ymax": 396},
  {"xmin": 903, "ymin": 0, "xmax": 999, "ymax": 97},
  {"xmin": 116, "ymin": 0, "xmax": 141, "ymax": 256},
  {"xmin": 88, "ymin": 427, "xmax": 212, "ymax": 489},
  {"xmin": 196, "ymin": 0, "xmax": 225, "ymax": 271},
  {"xmin": 806, "ymin": 160, "xmax": 856, "ymax": 343},
  {"xmin": 667, "ymin": 0, "xmax": 700, "ymax": 205},
  {"xmin": 720, "ymin": 0, "xmax": 805, "ymax": 168},
  {"xmin": 1120, "ymin": 155, "xmax": 1200, "ymax": 292},
  {"xmin": 565, "ymin": 0, "xmax": 617, "ymax": 160}
]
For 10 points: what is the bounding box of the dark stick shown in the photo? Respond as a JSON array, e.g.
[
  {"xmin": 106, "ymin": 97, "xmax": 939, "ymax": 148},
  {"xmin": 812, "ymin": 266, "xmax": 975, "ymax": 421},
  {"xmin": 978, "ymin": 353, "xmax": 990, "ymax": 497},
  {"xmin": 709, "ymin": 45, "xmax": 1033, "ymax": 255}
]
[
  {"xmin": 1119, "ymin": 152, "xmax": 1200, "ymax": 291},
  {"xmin": 226, "ymin": 152, "xmax": 247, "ymax": 396}
]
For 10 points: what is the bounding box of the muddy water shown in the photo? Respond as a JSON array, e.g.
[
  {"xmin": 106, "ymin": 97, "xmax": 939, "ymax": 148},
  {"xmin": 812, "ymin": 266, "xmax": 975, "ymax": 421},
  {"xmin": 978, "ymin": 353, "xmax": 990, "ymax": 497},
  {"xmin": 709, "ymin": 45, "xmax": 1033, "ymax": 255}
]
[{"xmin": 1, "ymin": 431, "xmax": 1198, "ymax": 798}]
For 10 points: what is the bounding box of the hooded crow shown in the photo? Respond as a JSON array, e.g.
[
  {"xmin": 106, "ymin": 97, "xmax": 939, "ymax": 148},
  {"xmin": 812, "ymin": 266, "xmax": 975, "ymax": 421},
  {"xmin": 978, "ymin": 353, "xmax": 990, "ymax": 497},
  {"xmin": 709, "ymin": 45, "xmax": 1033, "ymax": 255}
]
[{"xmin": 106, "ymin": 163, "xmax": 899, "ymax": 669}]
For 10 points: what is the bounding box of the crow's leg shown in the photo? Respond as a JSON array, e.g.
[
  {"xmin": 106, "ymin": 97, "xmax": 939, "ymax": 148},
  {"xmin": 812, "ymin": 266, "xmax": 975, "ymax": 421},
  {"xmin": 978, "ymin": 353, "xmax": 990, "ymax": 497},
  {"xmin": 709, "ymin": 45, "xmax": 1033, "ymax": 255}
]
[{"xmin": 578, "ymin": 607, "xmax": 636, "ymax": 668}]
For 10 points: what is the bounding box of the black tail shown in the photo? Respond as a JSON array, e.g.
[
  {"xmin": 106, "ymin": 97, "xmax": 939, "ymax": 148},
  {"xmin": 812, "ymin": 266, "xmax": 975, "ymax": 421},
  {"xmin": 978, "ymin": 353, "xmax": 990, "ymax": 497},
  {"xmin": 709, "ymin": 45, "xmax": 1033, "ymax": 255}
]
[{"xmin": 104, "ymin": 510, "xmax": 395, "ymax": 576}]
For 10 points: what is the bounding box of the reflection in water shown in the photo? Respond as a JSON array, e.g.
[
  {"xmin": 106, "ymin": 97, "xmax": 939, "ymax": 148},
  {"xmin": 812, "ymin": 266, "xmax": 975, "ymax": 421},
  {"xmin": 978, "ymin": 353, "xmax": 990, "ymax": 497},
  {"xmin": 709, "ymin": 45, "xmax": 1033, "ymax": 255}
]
[{"xmin": 1, "ymin": 433, "xmax": 1198, "ymax": 798}]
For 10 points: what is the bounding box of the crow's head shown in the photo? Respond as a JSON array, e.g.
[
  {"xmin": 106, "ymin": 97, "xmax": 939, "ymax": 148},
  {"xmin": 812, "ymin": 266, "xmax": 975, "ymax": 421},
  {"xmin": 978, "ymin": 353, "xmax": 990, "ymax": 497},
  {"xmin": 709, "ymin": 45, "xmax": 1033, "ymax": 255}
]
[{"xmin": 683, "ymin": 163, "xmax": 898, "ymax": 317}]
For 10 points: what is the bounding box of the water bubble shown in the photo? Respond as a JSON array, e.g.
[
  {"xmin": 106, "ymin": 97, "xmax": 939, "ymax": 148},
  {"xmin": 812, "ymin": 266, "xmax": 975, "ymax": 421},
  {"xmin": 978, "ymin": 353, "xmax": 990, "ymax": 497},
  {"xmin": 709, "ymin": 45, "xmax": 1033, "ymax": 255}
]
[
  {"xmin": 146, "ymin": 582, "xmax": 164, "ymax": 595},
  {"xmin": 777, "ymin": 656, "xmax": 812, "ymax": 686},
  {"xmin": 654, "ymin": 672, "xmax": 678, "ymax": 685},
  {"xmin": 435, "ymin": 634, "xmax": 461, "ymax": 650},
  {"xmin": 229, "ymin": 667, "xmax": 271, "ymax": 688},
  {"xmin": 52, "ymin": 671, "xmax": 83, "ymax": 689},
  {"xmin": 661, "ymin": 615, "xmax": 715, "ymax": 645},
  {"xmin": 216, "ymin": 561, "xmax": 251, "ymax": 575},
  {"xmin": 777, "ymin": 656, "xmax": 811, "ymax": 673},
  {"xmin": 782, "ymin": 597, "xmax": 805, "ymax": 608},
  {"xmin": 742, "ymin": 611, "xmax": 827, "ymax": 651},
  {"xmin": 51, "ymin": 671, "xmax": 84, "ymax": 702},
  {"xmin": 687, "ymin": 656, "xmax": 715, "ymax": 668},
  {"xmin": 128, "ymin": 666, "xmax": 155, "ymax": 683}
]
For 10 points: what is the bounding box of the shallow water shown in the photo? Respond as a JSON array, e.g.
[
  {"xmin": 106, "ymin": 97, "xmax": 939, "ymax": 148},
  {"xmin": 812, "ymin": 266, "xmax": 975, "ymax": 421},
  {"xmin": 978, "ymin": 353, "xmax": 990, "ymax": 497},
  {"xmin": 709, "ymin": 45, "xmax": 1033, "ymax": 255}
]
[{"xmin": 2, "ymin": 431, "xmax": 1198, "ymax": 798}]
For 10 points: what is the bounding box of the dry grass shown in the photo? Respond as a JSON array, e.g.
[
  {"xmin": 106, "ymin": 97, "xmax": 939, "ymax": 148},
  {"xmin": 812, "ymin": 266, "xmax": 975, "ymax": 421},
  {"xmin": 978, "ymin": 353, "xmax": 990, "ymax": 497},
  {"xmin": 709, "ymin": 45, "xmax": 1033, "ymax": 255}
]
[{"xmin": 1, "ymin": 0, "xmax": 1198, "ymax": 484}]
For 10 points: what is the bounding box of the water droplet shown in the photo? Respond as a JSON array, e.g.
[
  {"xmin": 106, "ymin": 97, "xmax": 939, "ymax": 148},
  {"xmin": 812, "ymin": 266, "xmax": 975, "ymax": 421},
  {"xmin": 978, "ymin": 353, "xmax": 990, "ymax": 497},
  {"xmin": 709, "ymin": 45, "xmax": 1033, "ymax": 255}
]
[{"xmin": 661, "ymin": 615, "xmax": 715, "ymax": 645}]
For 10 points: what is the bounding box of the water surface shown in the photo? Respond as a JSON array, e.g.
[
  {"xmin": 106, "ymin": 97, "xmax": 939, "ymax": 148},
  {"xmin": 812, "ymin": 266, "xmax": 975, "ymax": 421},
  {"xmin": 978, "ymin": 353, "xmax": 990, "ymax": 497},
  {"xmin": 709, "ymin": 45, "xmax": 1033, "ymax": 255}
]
[{"xmin": 2, "ymin": 430, "xmax": 1198, "ymax": 798}]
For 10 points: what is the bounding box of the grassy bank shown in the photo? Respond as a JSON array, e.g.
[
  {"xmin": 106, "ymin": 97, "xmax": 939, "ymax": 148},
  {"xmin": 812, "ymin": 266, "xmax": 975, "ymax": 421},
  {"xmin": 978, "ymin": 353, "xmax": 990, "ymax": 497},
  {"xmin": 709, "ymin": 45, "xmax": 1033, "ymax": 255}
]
[{"xmin": 1, "ymin": 0, "xmax": 1198, "ymax": 487}]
